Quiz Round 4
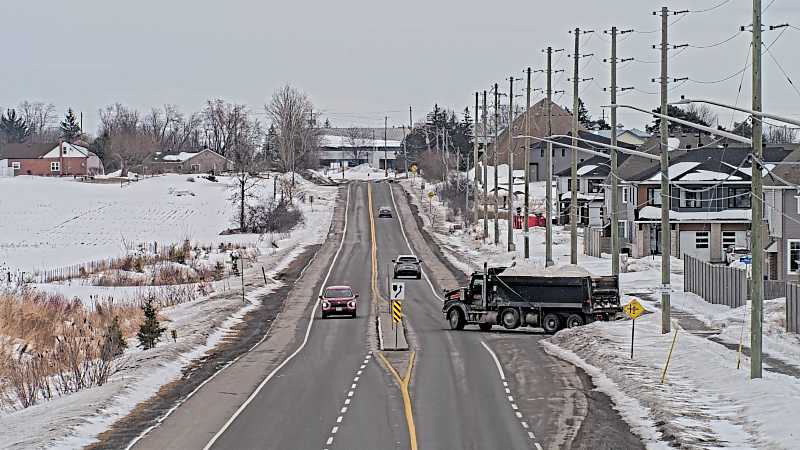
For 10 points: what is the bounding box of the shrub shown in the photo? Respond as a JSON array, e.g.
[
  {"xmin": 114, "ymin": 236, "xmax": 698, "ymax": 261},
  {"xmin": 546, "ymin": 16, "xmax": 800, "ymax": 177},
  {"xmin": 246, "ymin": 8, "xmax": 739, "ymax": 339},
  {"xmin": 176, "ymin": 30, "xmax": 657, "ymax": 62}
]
[{"xmin": 245, "ymin": 199, "xmax": 304, "ymax": 234}]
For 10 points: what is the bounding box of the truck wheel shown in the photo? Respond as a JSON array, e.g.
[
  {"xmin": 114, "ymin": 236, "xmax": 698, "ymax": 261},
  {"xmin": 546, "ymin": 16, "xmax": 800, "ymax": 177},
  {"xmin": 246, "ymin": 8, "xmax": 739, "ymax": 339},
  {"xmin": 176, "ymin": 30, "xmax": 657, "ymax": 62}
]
[
  {"xmin": 478, "ymin": 323, "xmax": 493, "ymax": 332},
  {"xmin": 566, "ymin": 314, "xmax": 584, "ymax": 328},
  {"xmin": 448, "ymin": 308, "xmax": 465, "ymax": 330},
  {"xmin": 542, "ymin": 313, "xmax": 560, "ymax": 334},
  {"xmin": 500, "ymin": 309, "xmax": 521, "ymax": 329}
]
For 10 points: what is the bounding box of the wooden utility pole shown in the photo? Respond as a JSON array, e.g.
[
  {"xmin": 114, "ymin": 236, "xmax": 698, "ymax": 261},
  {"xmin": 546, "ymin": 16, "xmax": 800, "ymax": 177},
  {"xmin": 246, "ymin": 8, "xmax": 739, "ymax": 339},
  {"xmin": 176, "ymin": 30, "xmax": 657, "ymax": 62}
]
[
  {"xmin": 482, "ymin": 90, "xmax": 489, "ymax": 243},
  {"xmin": 474, "ymin": 92, "xmax": 480, "ymax": 225},
  {"xmin": 524, "ymin": 67, "xmax": 532, "ymax": 259},
  {"xmin": 494, "ymin": 84, "xmax": 500, "ymax": 245},
  {"xmin": 610, "ymin": 27, "xmax": 620, "ymax": 277},
  {"xmin": 384, "ymin": 116, "xmax": 388, "ymax": 177},
  {"xmin": 507, "ymin": 76, "xmax": 515, "ymax": 252},
  {"xmin": 545, "ymin": 47, "xmax": 555, "ymax": 266},
  {"xmin": 570, "ymin": 28, "xmax": 580, "ymax": 265},
  {"xmin": 751, "ymin": 0, "xmax": 764, "ymax": 379},
  {"xmin": 659, "ymin": 6, "xmax": 672, "ymax": 334}
]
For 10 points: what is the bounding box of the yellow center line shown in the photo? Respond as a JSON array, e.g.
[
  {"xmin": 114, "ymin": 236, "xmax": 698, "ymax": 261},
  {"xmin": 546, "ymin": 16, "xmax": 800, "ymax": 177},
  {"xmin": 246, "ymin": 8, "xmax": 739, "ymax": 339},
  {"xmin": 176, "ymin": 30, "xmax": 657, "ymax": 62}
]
[{"xmin": 368, "ymin": 182, "xmax": 418, "ymax": 450}]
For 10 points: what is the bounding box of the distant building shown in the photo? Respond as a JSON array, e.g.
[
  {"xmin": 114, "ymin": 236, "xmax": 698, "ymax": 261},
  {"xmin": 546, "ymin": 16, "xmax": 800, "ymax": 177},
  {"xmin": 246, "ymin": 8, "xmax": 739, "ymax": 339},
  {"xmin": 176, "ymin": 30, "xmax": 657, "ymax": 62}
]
[
  {"xmin": 318, "ymin": 133, "xmax": 401, "ymax": 170},
  {"xmin": 590, "ymin": 128, "xmax": 650, "ymax": 147},
  {"xmin": 0, "ymin": 142, "xmax": 104, "ymax": 176},
  {"xmin": 142, "ymin": 148, "xmax": 232, "ymax": 174}
]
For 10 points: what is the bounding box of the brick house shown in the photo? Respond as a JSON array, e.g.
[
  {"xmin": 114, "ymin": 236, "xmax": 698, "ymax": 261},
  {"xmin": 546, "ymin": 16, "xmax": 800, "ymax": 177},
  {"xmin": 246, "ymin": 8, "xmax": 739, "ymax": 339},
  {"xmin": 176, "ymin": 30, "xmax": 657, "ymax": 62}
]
[
  {"xmin": 0, "ymin": 142, "xmax": 104, "ymax": 176},
  {"xmin": 141, "ymin": 148, "xmax": 233, "ymax": 175}
]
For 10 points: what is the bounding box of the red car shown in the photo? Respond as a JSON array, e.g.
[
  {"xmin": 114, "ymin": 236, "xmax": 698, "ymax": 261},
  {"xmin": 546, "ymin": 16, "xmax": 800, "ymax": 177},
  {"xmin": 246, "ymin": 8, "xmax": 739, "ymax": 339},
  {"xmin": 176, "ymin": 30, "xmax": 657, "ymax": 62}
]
[{"xmin": 320, "ymin": 285, "xmax": 358, "ymax": 318}]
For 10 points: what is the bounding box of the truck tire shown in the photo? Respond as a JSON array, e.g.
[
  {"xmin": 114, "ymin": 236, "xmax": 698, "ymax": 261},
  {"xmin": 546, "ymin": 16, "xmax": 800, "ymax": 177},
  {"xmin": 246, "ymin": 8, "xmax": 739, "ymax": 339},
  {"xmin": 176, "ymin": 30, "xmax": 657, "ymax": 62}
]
[
  {"xmin": 478, "ymin": 323, "xmax": 493, "ymax": 331},
  {"xmin": 565, "ymin": 314, "xmax": 584, "ymax": 328},
  {"xmin": 542, "ymin": 313, "xmax": 560, "ymax": 334},
  {"xmin": 448, "ymin": 308, "xmax": 465, "ymax": 330},
  {"xmin": 500, "ymin": 308, "xmax": 521, "ymax": 329}
]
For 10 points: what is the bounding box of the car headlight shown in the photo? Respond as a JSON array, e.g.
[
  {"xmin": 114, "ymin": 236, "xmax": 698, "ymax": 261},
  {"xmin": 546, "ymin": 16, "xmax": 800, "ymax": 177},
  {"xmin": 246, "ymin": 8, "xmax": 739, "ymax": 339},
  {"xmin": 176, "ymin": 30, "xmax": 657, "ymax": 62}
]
[
  {"xmin": 322, "ymin": 301, "xmax": 330, "ymax": 308},
  {"xmin": 348, "ymin": 301, "xmax": 356, "ymax": 308}
]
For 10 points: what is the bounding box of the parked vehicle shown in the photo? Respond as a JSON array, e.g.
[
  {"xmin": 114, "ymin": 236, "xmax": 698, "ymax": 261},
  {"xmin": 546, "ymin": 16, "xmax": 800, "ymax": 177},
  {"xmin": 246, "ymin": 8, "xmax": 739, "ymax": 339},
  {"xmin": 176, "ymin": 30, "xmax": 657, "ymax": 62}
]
[
  {"xmin": 725, "ymin": 246, "xmax": 751, "ymax": 265},
  {"xmin": 393, "ymin": 254, "xmax": 422, "ymax": 279},
  {"xmin": 378, "ymin": 206, "xmax": 392, "ymax": 218},
  {"xmin": 320, "ymin": 285, "xmax": 358, "ymax": 318},
  {"xmin": 442, "ymin": 264, "xmax": 621, "ymax": 333}
]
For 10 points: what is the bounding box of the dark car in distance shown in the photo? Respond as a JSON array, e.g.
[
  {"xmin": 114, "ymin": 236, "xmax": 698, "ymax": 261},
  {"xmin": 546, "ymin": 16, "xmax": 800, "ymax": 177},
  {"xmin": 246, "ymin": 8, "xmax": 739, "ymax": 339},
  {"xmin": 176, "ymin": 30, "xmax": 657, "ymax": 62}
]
[
  {"xmin": 393, "ymin": 254, "xmax": 421, "ymax": 279},
  {"xmin": 320, "ymin": 285, "xmax": 358, "ymax": 318},
  {"xmin": 378, "ymin": 206, "xmax": 392, "ymax": 218}
]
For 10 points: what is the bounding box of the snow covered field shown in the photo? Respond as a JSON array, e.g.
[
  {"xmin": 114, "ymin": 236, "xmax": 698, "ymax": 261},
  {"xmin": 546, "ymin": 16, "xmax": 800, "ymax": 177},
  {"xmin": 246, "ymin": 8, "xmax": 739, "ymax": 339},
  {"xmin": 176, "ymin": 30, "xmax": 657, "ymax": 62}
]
[
  {"xmin": 0, "ymin": 173, "xmax": 323, "ymax": 273},
  {"xmin": 0, "ymin": 173, "xmax": 339, "ymax": 448},
  {"xmin": 401, "ymin": 177, "xmax": 800, "ymax": 449}
]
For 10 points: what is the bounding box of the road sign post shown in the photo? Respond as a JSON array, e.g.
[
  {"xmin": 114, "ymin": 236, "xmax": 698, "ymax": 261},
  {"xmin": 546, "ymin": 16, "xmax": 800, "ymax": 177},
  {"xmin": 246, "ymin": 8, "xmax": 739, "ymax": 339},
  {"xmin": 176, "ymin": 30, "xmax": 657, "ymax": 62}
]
[
  {"xmin": 623, "ymin": 298, "xmax": 646, "ymax": 359},
  {"xmin": 390, "ymin": 282, "xmax": 405, "ymax": 348}
]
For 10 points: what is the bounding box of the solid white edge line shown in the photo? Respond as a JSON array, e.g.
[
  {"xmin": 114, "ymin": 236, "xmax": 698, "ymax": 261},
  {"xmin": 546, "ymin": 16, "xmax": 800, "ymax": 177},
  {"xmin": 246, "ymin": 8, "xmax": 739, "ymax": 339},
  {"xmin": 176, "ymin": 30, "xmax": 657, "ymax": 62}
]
[
  {"xmin": 387, "ymin": 183, "xmax": 444, "ymax": 303},
  {"xmin": 124, "ymin": 225, "xmax": 327, "ymax": 449},
  {"xmin": 202, "ymin": 184, "xmax": 352, "ymax": 450},
  {"xmin": 480, "ymin": 340, "xmax": 506, "ymax": 381}
]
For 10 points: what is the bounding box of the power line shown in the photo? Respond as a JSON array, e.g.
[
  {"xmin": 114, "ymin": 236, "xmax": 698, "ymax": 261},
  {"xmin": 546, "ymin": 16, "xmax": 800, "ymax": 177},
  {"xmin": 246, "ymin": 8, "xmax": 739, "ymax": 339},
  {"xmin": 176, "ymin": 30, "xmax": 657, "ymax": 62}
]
[
  {"xmin": 764, "ymin": 45, "xmax": 800, "ymax": 100},
  {"xmin": 689, "ymin": 0, "xmax": 732, "ymax": 13},
  {"xmin": 687, "ymin": 27, "xmax": 787, "ymax": 85},
  {"xmin": 688, "ymin": 30, "xmax": 744, "ymax": 49}
]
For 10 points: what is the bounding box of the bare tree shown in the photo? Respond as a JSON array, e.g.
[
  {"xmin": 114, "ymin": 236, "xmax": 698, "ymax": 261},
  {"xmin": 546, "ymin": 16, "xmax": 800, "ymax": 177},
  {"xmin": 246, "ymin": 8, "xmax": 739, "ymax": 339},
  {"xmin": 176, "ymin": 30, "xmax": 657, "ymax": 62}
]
[
  {"xmin": 143, "ymin": 105, "xmax": 201, "ymax": 152},
  {"xmin": 99, "ymin": 103, "xmax": 141, "ymax": 136},
  {"xmin": 108, "ymin": 132, "xmax": 156, "ymax": 177},
  {"xmin": 685, "ymin": 104, "xmax": 718, "ymax": 128},
  {"xmin": 222, "ymin": 107, "xmax": 264, "ymax": 231},
  {"xmin": 765, "ymin": 124, "xmax": 798, "ymax": 144},
  {"xmin": 344, "ymin": 127, "xmax": 370, "ymax": 162},
  {"xmin": 18, "ymin": 101, "xmax": 57, "ymax": 141},
  {"xmin": 265, "ymin": 85, "xmax": 319, "ymax": 173},
  {"xmin": 202, "ymin": 100, "xmax": 253, "ymax": 156}
]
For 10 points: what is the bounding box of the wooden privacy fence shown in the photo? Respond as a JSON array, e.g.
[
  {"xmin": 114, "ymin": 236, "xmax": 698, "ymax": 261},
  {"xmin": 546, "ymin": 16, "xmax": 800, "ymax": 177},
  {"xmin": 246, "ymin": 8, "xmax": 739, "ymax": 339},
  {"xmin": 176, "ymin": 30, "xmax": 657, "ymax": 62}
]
[
  {"xmin": 683, "ymin": 254, "xmax": 748, "ymax": 308},
  {"xmin": 786, "ymin": 283, "xmax": 800, "ymax": 334}
]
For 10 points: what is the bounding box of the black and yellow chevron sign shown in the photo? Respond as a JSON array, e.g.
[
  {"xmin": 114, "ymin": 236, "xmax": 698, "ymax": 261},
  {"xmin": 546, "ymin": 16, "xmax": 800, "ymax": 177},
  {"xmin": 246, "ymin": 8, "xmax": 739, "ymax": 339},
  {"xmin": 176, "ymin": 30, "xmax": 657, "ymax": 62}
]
[{"xmin": 392, "ymin": 300, "xmax": 403, "ymax": 324}]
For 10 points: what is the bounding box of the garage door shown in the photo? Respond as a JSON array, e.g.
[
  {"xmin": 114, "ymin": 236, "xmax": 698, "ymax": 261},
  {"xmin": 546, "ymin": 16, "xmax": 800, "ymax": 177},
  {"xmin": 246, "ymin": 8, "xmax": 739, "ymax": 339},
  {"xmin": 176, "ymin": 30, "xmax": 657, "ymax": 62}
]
[{"xmin": 680, "ymin": 231, "xmax": 711, "ymax": 261}]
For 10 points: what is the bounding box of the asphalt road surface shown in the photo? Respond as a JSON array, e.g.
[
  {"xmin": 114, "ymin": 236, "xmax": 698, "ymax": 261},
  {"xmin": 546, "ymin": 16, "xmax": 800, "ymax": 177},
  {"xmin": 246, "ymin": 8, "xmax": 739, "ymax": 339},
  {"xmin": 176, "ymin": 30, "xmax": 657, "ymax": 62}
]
[{"xmin": 128, "ymin": 180, "xmax": 644, "ymax": 450}]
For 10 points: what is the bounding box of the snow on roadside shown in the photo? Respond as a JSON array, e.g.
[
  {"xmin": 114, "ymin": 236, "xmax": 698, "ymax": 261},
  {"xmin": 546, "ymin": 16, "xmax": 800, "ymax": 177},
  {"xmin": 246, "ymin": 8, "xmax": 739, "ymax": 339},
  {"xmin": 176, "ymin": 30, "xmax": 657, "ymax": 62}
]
[
  {"xmin": 400, "ymin": 176, "xmax": 800, "ymax": 449},
  {"xmin": 0, "ymin": 179, "xmax": 339, "ymax": 449}
]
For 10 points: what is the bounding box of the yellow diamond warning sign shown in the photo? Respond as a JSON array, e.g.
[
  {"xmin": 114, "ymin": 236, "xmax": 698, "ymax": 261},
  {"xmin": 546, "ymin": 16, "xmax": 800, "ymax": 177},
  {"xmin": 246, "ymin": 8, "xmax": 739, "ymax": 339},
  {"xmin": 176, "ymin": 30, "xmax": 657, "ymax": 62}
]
[{"xmin": 623, "ymin": 298, "xmax": 646, "ymax": 320}]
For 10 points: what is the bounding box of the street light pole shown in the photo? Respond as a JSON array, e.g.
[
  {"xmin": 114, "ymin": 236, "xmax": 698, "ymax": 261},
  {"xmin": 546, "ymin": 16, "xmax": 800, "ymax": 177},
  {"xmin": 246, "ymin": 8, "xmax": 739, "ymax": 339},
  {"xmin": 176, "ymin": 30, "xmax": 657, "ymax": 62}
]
[
  {"xmin": 524, "ymin": 67, "xmax": 532, "ymax": 259},
  {"xmin": 508, "ymin": 76, "xmax": 515, "ymax": 252},
  {"xmin": 494, "ymin": 84, "xmax": 500, "ymax": 245},
  {"xmin": 483, "ymin": 90, "xmax": 489, "ymax": 243},
  {"xmin": 474, "ymin": 92, "xmax": 480, "ymax": 225},
  {"xmin": 570, "ymin": 28, "xmax": 580, "ymax": 265},
  {"xmin": 384, "ymin": 116, "xmax": 388, "ymax": 178},
  {"xmin": 546, "ymin": 47, "xmax": 555, "ymax": 267}
]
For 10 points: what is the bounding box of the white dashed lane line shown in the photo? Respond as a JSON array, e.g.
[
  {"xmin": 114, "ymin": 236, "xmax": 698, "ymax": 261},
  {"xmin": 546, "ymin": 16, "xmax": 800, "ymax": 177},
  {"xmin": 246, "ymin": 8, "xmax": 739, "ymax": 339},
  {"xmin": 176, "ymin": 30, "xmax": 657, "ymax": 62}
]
[
  {"xmin": 480, "ymin": 340, "xmax": 544, "ymax": 449},
  {"xmin": 323, "ymin": 351, "xmax": 373, "ymax": 450}
]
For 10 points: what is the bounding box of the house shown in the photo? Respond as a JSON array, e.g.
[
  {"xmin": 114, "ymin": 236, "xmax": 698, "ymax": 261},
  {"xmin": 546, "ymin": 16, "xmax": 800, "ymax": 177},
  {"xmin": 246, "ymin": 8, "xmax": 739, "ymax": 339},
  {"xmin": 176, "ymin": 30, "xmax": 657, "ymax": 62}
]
[
  {"xmin": 142, "ymin": 148, "xmax": 233, "ymax": 175},
  {"xmin": 590, "ymin": 127, "xmax": 651, "ymax": 147},
  {"xmin": 0, "ymin": 142, "xmax": 104, "ymax": 176},
  {"xmin": 485, "ymin": 99, "xmax": 576, "ymax": 182},
  {"xmin": 556, "ymin": 153, "xmax": 631, "ymax": 228},
  {"xmin": 318, "ymin": 133, "xmax": 401, "ymax": 170},
  {"xmin": 621, "ymin": 143, "xmax": 793, "ymax": 262},
  {"xmin": 762, "ymin": 147, "xmax": 800, "ymax": 281}
]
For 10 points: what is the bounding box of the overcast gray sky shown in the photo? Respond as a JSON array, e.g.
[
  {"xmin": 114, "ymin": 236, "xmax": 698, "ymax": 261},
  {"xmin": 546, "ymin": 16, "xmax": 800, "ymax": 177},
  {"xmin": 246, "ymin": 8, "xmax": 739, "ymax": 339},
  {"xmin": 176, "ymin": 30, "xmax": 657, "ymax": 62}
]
[{"xmin": 2, "ymin": 0, "xmax": 799, "ymax": 134}]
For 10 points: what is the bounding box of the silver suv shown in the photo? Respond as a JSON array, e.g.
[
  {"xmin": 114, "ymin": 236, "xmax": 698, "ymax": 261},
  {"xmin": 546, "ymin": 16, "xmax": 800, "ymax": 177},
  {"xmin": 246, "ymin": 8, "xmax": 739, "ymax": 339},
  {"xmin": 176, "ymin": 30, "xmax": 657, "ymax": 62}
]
[{"xmin": 393, "ymin": 254, "xmax": 421, "ymax": 279}]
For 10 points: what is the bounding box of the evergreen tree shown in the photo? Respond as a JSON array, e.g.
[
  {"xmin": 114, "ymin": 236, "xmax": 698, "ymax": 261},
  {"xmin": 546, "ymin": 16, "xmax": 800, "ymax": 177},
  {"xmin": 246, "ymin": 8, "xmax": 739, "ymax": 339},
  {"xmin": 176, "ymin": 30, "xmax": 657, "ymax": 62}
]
[
  {"xmin": 323, "ymin": 118, "xmax": 331, "ymax": 128},
  {"xmin": 60, "ymin": 108, "xmax": 82, "ymax": 142},
  {"xmin": 137, "ymin": 298, "xmax": 166, "ymax": 350},
  {"xmin": 0, "ymin": 109, "xmax": 31, "ymax": 143},
  {"xmin": 577, "ymin": 98, "xmax": 592, "ymax": 129},
  {"xmin": 646, "ymin": 105, "xmax": 709, "ymax": 134},
  {"xmin": 101, "ymin": 316, "xmax": 128, "ymax": 360}
]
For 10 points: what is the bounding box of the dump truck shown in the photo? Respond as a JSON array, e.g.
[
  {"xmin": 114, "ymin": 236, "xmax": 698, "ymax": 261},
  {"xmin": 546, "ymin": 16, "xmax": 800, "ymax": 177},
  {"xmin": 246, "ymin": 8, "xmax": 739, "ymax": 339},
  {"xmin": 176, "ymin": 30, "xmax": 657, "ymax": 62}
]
[{"xmin": 442, "ymin": 264, "xmax": 621, "ymax": 333}]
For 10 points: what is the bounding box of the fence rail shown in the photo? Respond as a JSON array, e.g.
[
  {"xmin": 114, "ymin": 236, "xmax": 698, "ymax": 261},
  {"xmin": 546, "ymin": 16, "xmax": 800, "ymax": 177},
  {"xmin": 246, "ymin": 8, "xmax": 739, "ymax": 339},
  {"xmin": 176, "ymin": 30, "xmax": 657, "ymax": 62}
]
[
  {"xmin": 683, "ymin": 254, "xmax": 748, "ymax": 308},
  {"xmin": 788, "ymin": 284, "xmax": 800, "ymax": 334}
]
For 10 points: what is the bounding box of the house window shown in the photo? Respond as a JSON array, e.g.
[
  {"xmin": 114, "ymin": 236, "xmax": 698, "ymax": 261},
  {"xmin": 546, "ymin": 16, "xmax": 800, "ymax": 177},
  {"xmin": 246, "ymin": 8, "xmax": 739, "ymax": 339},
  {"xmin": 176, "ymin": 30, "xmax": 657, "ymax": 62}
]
[
  {"xmin": 50, "ymin": 161, "xmax": 60, "ymax": 172},
  {"xmin": 618, "ymin": 220, "xmax": 628, "ymax": 240},
  {"xmin": 191, "ymin": 164, "xmax": 200, "ymax": 172},
  {"xmin": 11, "ymin": 162, "xmax": 20, "ymax": 170},
  {"xmin": 540, "ymin": 148, "xmax": 544, "ymax": 158},
  {"xmin": 722, "ymin": 231, "xmax": 737, "ymax": 250},
  {"xmin": 648, "ymin": 188, "xmax": 662, "ymax": 206},
  {"xmin": 561, "ymin": 148, "xmax": 566, "ymax": 157},
  {"xmin": 622, "ymin": 186, "xmax": 629, "ymax": 204},
  {"xmin": 789, "ymin": 240, "xmax": 800, "ymax": 274},
  {"xmin": 795, "ymin": 195, "xmax": 800, "ymax": 214},
  {"xmin": 681, "ymin": 190, "xmax": 700, "ymax": 208},
  {"xmin": 727, "ymin": 187, "xmax": 751, "ymax": 208},
  {"xmin": 587, "ymin": 179, "xmax": 603, "ymax": 193},
  {"xmin": 695, "ymin": 231, "xmax": 710, "ymax": 249}
]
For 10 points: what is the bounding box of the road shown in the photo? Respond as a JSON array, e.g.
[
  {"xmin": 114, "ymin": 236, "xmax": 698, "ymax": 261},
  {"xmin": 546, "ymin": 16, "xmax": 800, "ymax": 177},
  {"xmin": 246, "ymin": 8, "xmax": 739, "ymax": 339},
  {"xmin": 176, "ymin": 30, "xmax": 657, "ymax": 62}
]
[{"xmin": 128, "ymin": 180, "xmax": 643, "ymax": 450}]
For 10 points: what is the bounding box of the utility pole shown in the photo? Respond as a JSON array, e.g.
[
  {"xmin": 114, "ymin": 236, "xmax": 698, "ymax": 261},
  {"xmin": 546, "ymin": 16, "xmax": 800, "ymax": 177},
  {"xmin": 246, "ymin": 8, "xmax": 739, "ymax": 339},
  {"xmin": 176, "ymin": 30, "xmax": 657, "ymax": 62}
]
[
  {"xmin": 524, "ymin": 67, "xmax": 532, "ymax": 259},
  {"xmin": 659, "ymin": 6, "xmax": 672, "ymax": 334},
  {"xmin": 545, "ymin": 47, "xmax": 555, "ymax": 267},
  {"xmin": 569, "ymin": 27, "xmax": 593, "ymax": 265},
  {"xmin": 408, "ymin": 106, "xmax": 413, "ymax": 178},
  {"xmin": 507, "ymin": 76, "xmax": 515, "ymax": 252},
  {"xmin": 494, "ymin": 84, "xmax": 500, "ymax": 245},
  {"xmin": 751, "ymin": 0, "xmax": 764, "ymax": 379},
  {"xmin": 610, "ymin": 26, "xmax": 621, "ymax": 278},
  {"xmin": 474, "ymin": 92, "xmax": 480, "ymax": 225},
  {"xmin": 402, "ymin": 124, "xmax": 408, "ymax": 178},
  {"xmin": 482, "ymin": 90, "xmax": 489, "ymax": 243},
  {"xmin": 384, "ymin": 116, "xmax": 388, "ymax": 177}
]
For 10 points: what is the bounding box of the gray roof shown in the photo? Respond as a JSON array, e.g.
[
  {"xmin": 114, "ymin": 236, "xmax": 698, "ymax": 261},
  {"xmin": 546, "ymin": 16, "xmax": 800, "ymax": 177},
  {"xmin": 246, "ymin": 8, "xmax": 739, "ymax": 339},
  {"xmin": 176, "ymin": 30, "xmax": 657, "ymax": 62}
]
[{"xmin": 0, "ymin": 142, "xmax": 54, "ymax": 159}]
